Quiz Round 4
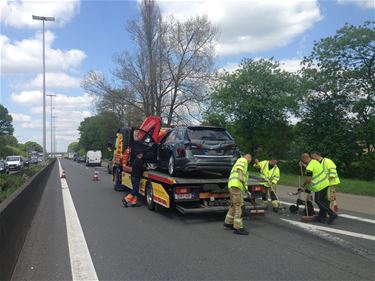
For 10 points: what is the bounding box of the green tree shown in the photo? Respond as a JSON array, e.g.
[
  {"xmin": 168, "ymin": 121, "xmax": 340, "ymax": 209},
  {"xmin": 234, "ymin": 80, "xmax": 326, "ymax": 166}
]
[
  {"xmin": 67, "ymin": 142, "xmax": 79, "ymax": 153},
  {"xmin": 0, "ymin": 105, "xmax": 13, "ymax": 136},
  {"xmin": 78, "ymin": 111, "xmax": 121, "ymax": 157},
  {"xmin": 207, "ymin": 58, "xmax": 301, "ymax": 158},
  {"xmin": 22, "ymin": 141, "xmax": 43, "ymax": 153},
  {"xmin": 300, "ymin": 21, "xmax": 375, "ymax": 179}
]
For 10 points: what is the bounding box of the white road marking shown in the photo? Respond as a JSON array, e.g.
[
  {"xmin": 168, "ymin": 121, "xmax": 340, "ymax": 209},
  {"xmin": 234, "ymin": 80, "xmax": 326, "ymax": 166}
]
[
  {"xmin": 281, "ymin": 218, "xmax": 375, "ymax": 241},
  {"xmin": 281, "ymin": 218, "xmax": 375, "ymax": 262},
  {"xmin": 58, "ymin": 160, "xmax": 99, "ymax": 281},
  {"xmin": 279, "ymin": 200, "xmax": 375, "ymax": 225}
]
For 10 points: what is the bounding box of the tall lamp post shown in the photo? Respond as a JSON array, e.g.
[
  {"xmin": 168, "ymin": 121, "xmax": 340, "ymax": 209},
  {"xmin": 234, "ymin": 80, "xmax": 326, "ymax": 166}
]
[
  {"xmin": 46, "ymin": 94, "xmax": 56, "ymax": 157},
  {"xmin": 52, "ymin": 116, "xmax": 57, "ymax": 156},
  {"xmin": 32, "ymin": 15, "xmax": 55, "ymax": 162}
]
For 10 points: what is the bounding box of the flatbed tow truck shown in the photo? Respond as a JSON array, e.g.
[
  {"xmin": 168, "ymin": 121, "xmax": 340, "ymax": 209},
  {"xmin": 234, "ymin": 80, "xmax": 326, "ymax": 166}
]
[
  {"xmin": 110, "ymin": 116, "xmax": 267, "ymax": 215},
  {"xmin": 117, "ymin": 166, "xmax": 267, "ymax": 215}
]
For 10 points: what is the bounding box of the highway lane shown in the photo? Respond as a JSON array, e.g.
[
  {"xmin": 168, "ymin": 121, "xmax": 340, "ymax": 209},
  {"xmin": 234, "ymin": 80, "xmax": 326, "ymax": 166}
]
[{"xmin": 12, "ymin": 159, "xmax": 375, "ymax": 280}]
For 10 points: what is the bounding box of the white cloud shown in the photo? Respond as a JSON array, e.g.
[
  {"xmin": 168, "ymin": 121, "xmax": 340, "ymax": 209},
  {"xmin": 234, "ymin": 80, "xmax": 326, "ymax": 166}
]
[
  {"xmin": 159, "ymin": 0, "xmax": 322, "ymax": 56},
  {"xmin": 11, "ymin": 113, "xmax": 32, "ymax": 122},
  {"xmin": 0, "ymin": 0, "xmax": 80, "ymax": 29},
  {"xmin": 279, "ymin": 58, "xmax": 302, "ymax": 73},
  {"xmin": 218, "ymin": 62, "xmax": 240, "ymax": 73},
  {"xmin": 1, "ymin": 32, "xmax": 86, "ymax": 75},
  {"xmin": 23, "ymin": 72, "xmax": 81, "ymax": 89},
  {"xmin": 11, "ymin": 91, "xmax": 95, "ymax": 108},
  {"xmin": 337, "ymin": 0, "xmax": 375, "ymax": 9}
]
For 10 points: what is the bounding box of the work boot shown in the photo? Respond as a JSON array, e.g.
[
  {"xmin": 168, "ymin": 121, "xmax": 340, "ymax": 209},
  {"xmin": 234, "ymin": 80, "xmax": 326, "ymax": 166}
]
[
  {"xmin": 121, "ymin": 198, "xmax": 128, "ymax": 208},
  {"xmin": 327, "ymin": 213, "xmax": 338, "ymax": 225},
  {"xmin": 130, "ymin": 196, "xmax": 138, "ymax": 206},
  {"xmin": 223, "ymin": 223, "xmax": 234, "ymax": 229},
  {"xmin": 124, "ymin": 194, "xmax": 133, "ymax": 203},
  {"xmin": 233, "ymin": 228, "xmax": 249, "ymax": 235},
  {"xmin": 313, "ymin": 215, "xmax": 327, "ymax": 224}
]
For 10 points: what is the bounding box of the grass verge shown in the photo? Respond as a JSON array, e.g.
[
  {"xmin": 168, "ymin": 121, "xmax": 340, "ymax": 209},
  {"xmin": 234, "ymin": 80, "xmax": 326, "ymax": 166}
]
[
  {"xmin": 276, "ymin": 172, "xmax": 375, "ymax": 197},
  {"xmin": 0, "ymin": 162, "xmax": 49, "ymax": 203}
]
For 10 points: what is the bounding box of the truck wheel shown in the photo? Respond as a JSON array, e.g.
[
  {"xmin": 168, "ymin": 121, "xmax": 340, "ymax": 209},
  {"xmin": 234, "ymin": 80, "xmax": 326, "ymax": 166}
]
[
  {"xmin": 168, "ymin": 155, "xmax": 177, "ymax": 176},
  {"xmin": 113, "ymin": 169, "xmax": 123, "ymax": 191},
  {"xmin": 146, "ymin": 183, "xmax": 156, "ymax": 211}
]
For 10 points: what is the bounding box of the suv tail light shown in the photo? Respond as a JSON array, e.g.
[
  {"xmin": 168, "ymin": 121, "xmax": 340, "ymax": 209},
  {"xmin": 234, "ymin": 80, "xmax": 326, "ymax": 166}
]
[
  {"xmin": 175, "ymin": 187, "xmax": 190, "ymax": 194},
  {"xmin": 176, "ymin": 147, "xmax": 186, "ymax": 157}
]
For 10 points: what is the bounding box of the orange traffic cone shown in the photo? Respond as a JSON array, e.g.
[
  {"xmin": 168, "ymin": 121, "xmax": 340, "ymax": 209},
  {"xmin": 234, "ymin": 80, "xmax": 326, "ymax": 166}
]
[
  {"xmin": 61, "ymin": 170, "xmax": 66, "ymax": 178},
  {"xmin": 92, "ymin": 170, "xmax": 99, "ymax": 181}
]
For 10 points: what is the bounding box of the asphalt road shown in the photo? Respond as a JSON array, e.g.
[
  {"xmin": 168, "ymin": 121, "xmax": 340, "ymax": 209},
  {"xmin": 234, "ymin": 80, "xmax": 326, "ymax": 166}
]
[{"xmin": 12, "ymin": 159, "xmax": 375, "ymax": 280}]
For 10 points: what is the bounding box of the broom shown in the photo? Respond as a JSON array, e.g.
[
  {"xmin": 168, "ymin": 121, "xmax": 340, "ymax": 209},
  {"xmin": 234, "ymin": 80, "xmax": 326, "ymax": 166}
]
[{"xmin": 300, "ymin": 165, "xmax": 315, "ymax": 223}]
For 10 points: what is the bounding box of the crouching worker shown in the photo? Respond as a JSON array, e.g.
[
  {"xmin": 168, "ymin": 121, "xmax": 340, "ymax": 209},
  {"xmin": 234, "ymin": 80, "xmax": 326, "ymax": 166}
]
[
  {"xmin": 254, "ymin": 157, "xmax": 280, "ymax": 212},
  {"xmin": 224, "ymin": 154, "xmax": 252, "ymax": 235},
  {"xmin": 300, "ymin": 153, "xmax": 338, "ymax": 224},
  {"xmin": 122, "ymin": 151, "xmax": 144, "ymax": 207}
]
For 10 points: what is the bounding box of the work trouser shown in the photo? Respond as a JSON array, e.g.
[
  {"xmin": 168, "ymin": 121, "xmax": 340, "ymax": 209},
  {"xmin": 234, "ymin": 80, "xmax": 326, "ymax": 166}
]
[
  {"xmin": 130, "ymin": 176, "xmax": 141, "ymax": 197},
  {"xmin": 327, "ymin": 185, "xmax": 338, "ymax": 209},
  {"xmin": 224, "ymin": 187, "xmax": 244, "ymax": 229},
  {"xmin": 262, "ymin": 186, "xmax": 279, "ymax": 208},
  {"xmin": 315, "ymin": 186, "xmax": 334, "ymax": 219}
]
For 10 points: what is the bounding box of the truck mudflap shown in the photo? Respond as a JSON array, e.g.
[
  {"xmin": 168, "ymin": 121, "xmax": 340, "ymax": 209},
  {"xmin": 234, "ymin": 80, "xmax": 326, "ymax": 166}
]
[{"xmin": 175, "ymin": 202, "xmax": 267, "ymax": 214}]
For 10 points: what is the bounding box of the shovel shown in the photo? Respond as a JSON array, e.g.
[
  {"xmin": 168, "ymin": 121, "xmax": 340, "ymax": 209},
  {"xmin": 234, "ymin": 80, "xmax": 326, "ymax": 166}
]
[{"xmin": 299, "ymin": 165, "xmax": 315, "ymax": 223}]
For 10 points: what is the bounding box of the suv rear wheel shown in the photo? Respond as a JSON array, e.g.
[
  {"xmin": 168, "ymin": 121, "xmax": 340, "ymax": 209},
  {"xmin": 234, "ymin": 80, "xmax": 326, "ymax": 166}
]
[{"xmin": 168, "ymin": 155, "xmax": 177, "ymax": 176}]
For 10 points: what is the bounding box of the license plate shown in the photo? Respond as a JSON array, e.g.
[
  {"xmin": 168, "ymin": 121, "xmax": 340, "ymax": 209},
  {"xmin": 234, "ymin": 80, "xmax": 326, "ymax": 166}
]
[{"xmin": 175, "ymin": 193, "xmax": 193, "ymax": 200}]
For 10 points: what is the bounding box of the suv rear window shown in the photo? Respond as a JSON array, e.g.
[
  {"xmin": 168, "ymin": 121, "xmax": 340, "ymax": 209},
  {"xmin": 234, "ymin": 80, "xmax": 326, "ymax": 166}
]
[{"xmin": 187, "ymin": 128, "xmax": 232, "ymax": 141}]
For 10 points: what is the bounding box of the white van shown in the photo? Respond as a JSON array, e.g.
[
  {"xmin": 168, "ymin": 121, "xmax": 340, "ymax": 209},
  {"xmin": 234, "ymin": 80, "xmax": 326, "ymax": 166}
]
[{"xmin": 86, "ymin": 150, "xmax": 102, "ymax": 166}]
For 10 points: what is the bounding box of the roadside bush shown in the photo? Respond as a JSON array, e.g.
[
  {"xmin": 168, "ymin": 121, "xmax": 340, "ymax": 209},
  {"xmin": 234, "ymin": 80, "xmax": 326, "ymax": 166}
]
[{"xmin": 0, "ymin": 163, "xmax": 47, "ymax": 203}]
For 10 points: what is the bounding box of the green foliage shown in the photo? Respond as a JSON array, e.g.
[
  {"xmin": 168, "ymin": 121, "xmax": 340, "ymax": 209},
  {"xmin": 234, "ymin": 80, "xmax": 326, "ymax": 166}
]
[
  {"xmin": 78, "ymin": 111, "xmax": 121, "ymax": 157},
  {"xmin": 0, "ymin": 163, "xmax": 46, "ymax": 203},
  {"xmin": 67, "ymin": 142, "xmax": 79, "ymax": 153},
  {"xmin": 22, "ymin": 141, "xmax": 43, "ymax": 153},
  {"xmin": 299, "ymin": 21, "xmax": 375, "ymax": 180},
  {"xmin": 0, "ymin": 104, "xmax": 13, "ymax": 136},
  {"xmin": 207, "ymin": 58, "xmax": 301, "ymax": 159}
]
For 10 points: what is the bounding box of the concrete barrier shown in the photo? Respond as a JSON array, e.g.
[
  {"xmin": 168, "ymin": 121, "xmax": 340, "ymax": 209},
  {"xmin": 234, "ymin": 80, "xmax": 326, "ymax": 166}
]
[{"xmin": 0, "ymin": 160, "xmax": 56, "ymax": 281}]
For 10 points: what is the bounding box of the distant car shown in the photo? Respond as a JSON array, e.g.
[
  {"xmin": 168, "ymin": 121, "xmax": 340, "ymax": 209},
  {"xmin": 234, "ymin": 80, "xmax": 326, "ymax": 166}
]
[
  {"xmin": 37, "ymin": 157, "xmax": 43, "ymax": 162},
  {"xmin": 29, "ymin": 156, "xmax": 38, "ymax": 164},
  {"xmin": 5, "ymin": 156, "xmax": 24, "ymax": 171},
  {"xmin": 0, "ymin": 160, "xmax": 9, "ymax": 174},
  {"xmin": 158, "ymin": 126, "xmax": 239, "ymax": 176},
  {"xmin": 23, "ymin": 157, "xmax": 30, "ymax": 167},
  {"xmin": 107, "ymin": 156, "xmax": 113, "ymax": 174},
  {"xmin": 86, "ymin": 150, "xmax": 102, "ymax": 166},
  {"xmin": 77, "ymin": 156, "xmax": 86, "ymax": 163}
]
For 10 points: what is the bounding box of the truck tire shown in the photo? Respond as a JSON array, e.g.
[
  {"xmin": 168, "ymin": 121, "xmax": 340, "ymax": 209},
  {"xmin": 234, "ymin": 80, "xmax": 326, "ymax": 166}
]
[
  {"xmin": 146, "ymin": 183, "xmax": 156, "ymax": 211},
  {"xmin": 113, "ymin": 168, "xmax": 123, "ymax": 191}
]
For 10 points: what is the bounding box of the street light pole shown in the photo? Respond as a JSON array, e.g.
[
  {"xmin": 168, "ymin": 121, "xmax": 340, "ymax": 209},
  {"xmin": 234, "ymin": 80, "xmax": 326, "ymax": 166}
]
[
  {"xmin": 46, "ymin": 94, "xmax": 56, "ymax": 157},
  {"xmin": 52, "ymin": 116, "xmax": 57, "ymax": 156},
  {"xmin": 32, "ymin": 15, "xmax": 55, "ymax": 162}
]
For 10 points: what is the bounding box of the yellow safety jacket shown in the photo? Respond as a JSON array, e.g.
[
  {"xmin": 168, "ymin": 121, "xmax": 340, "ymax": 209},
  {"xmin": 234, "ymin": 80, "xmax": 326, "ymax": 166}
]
[
  {"xmin": 306, "ymin": 159, "xmax": 329, "ymax": 192},
  {"xmin": 228, "ymin": 157, "xmax": 249, "ymax": 191},
  {"xmin": 321, "ymin": 158, "xmax": 340, "ymax": 186},
  {"xmin": 254, "ymin": 160, "xmax": 280, "ymax": 187}
]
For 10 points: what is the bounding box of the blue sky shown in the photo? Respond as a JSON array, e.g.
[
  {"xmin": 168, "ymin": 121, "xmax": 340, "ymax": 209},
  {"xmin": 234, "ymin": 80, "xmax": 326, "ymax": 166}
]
[{"xmin": 1, "ymin": 0, "xmax": 374, "ymax": 152}]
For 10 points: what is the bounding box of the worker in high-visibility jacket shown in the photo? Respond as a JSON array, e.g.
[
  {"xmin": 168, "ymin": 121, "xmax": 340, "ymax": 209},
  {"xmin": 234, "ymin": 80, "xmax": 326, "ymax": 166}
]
[
  {"xmin": 253, "ymin": 158, "xmax": 280, "ymax": 212},
  {"xmin": 311, "ymin": 151, "xmax": 340, "ymax": 212},
  {"xmin": 300, "ymin": 153, "xmax": 338, "ymax": 224},
  {"xmin": 224, "ymin": 154, "xmax": 252, "ymax": 235}
]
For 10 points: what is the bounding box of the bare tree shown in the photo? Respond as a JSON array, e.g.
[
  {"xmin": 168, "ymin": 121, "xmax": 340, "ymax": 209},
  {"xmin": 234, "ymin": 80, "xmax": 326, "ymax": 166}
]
[{"xmin": 83, "ymin": 0, "xmax": 218, "ymax": 126}]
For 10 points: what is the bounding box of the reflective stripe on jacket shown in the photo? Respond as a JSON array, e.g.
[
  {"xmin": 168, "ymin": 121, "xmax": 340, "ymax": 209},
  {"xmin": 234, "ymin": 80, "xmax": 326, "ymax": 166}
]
[
  {"xmin": 228, "ymin": 157, "xmax": 249, "ymax": 191},
  {"xmin": 322, "ymin": 158, "xmax": 340, "ymax": 186},
  {"xmin": 306, "ymin": 159, "xmax": 329, "ymax": 192},
  {"xmin": 254, "ymin": 160, "xmax": 280, "ymax": 187}
]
